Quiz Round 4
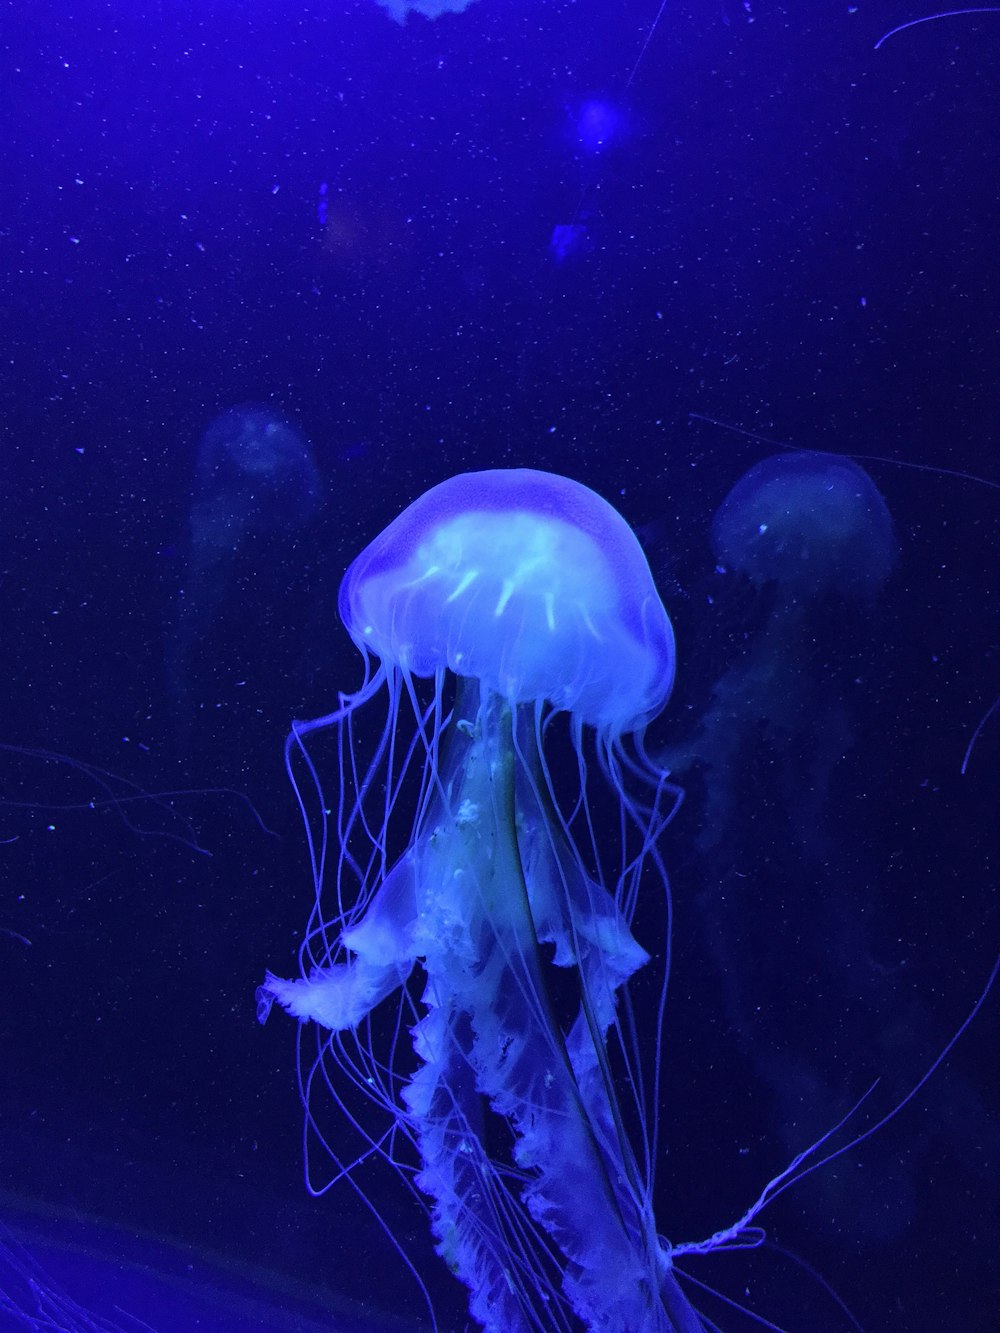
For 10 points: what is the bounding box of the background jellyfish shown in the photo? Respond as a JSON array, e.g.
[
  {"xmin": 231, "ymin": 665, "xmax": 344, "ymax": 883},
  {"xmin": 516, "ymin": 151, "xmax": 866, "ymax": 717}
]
[
  {"xmin": 167, "ymin": 404, "xmax": 321, "ymax": 749},
  {"xmin": 661, "ymin": 449, "xmax": 999, "ymax": 1252},
  {"xmin": 258, "ymin": 468, "xmax": 706, "ymax": 1333},
  {"xmin": 373, "ymin": 0, "xmax": 479, "ymax": 21},
  {"xmin": 672, "ymin": 450, "xmax": 898, "ymax": 851}
]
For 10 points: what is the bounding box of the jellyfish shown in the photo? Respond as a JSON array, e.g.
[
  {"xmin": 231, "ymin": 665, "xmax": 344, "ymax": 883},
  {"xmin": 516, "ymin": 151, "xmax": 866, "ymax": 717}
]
[
  {"xmin": 373, "ymin": 0, "xmax": 479, "ymax": 21},
  {"xmin": 711, "ymin": 449, "xmax": 897, "ymax": 598},
  {"xmin": 258, "ymin": 468, "xmax": 705, "ymax": 1332},
  {"xmin": 167, "ymin": 404, "xmax": 321, "ymax": 746},
  {"xmin": 672, "ymin": 450, "xmax": 898, "ymax": 852},
  {"xmin": 662, "ymin": 449, "xmax": 999, "ymax": 1249}
]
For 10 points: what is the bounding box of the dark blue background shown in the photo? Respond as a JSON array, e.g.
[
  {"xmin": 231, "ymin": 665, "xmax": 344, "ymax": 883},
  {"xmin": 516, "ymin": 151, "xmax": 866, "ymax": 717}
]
[{"xmin": 0, "ymin": 2, "xmax": 997, "ymax": 1330}]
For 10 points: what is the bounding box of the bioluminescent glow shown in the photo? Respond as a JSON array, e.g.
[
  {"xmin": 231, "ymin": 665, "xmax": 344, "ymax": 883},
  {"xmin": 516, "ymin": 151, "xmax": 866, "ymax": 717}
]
[
  {"xmin": 258, "ymin": 467, "xmax": 708, "ymax": 1331},
  {"xmin": 257, "ymin": 464, "xmax": 993, "ymax": 1330}
]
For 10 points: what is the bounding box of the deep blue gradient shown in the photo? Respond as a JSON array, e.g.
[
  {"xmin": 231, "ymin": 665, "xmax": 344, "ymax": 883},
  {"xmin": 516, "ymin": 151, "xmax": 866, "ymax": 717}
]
[{"xmin": 0, "ymin": 2, "xmax": 997, "ymax": 1330}]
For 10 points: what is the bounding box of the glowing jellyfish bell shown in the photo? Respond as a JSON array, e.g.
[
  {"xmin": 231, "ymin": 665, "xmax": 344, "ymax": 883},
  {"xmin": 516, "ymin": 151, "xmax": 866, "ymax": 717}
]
[
  {"xmin": 342, "ymin": 467, "xmax": 675, "ymax": 729},
  {"xmin": 260, "ymin": 468, "xmax": 701, "ymax": 1332}
]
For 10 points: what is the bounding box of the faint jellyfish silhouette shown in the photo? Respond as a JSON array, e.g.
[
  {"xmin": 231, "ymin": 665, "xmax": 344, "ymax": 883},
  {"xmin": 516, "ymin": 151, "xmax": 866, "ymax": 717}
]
[
  {"xmin": 677, "ymin": 450, "xmax": 897, "ymax": 848},
  {"xmin": 662, "ymin": 450, "xmax": 992, "ymax": 1248},
  {"xmin": 549, "ymin": 220, "xmax": 593, "ymax": 264},
  {"xmin": 655, "ymin": 451, "xmax": 932, "ymax": 1252},
  {"xmin": 373, "ymin": 0, "xmax": 479, "ymax": 21},
  {"xmin": 712, "ymin": 449, "xmax": 897, "ymax": 594},
  {"xmin": 167, "ymin": 405, "xmax": 321, "ymax": 747},
  {"xmin": 573, "ymin": 97, "xmax": 625, "ymax": 153}
]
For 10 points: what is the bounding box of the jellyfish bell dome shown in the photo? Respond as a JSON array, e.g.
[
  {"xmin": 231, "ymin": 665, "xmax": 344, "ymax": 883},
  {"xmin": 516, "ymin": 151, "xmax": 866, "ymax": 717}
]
[
  {"xmin": 340, "ymin": 468, "xmax": 675, "ymax": 734},
  {"xmin": 711, "ymin": 451, "xmax": 898, "ymax": 599}
]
